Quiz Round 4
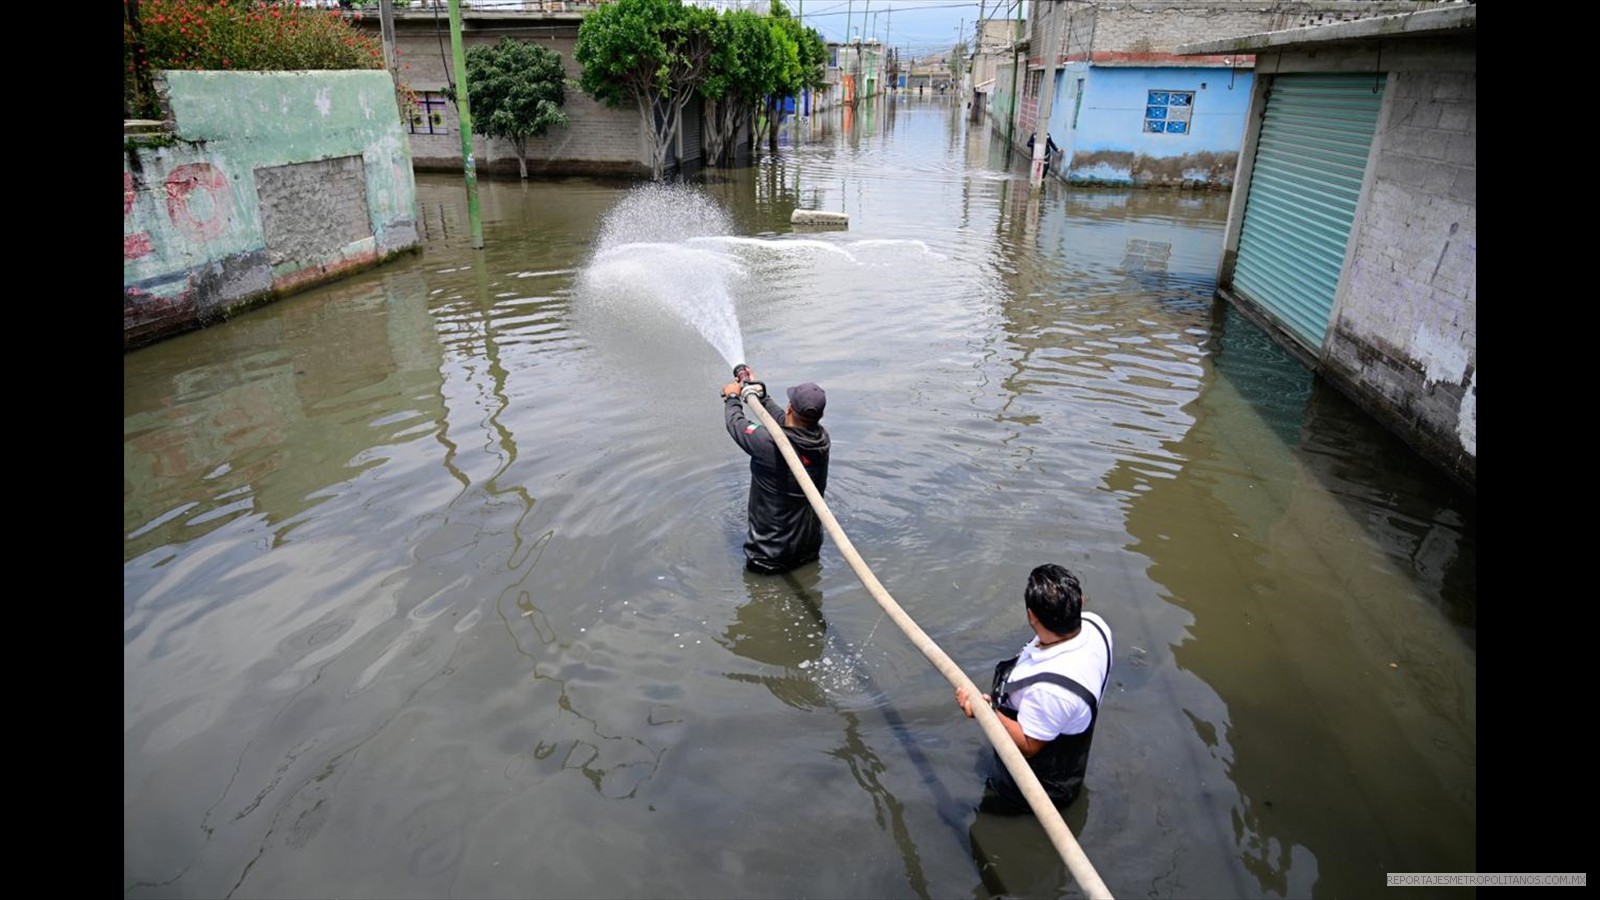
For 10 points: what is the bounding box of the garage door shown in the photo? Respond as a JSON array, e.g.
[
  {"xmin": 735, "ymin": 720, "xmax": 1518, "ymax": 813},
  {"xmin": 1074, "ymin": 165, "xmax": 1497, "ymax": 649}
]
[{"xmin": 1233, "ymin": 74, "xmax": 1385, "ymax": 350}]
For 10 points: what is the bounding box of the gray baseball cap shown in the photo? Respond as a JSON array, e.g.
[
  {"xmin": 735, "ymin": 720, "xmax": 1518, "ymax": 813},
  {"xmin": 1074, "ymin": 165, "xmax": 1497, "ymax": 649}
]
[{"xmin": 786, "ymin": 383, "xmax": 826, "ymax": 420}]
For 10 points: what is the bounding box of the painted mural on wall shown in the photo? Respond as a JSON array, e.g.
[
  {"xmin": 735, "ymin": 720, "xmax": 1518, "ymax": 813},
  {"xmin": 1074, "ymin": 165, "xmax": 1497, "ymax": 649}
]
[{"xmin": 124, "ymin": 70, "xmax": 420, "ymax": 349}]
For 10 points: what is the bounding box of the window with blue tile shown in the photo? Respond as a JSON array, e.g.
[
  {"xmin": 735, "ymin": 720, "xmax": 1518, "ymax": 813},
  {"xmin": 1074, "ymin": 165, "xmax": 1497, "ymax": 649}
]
[{"xmin": 1144, "ymin": 90, "xmax": 1194, "ymax": 134}]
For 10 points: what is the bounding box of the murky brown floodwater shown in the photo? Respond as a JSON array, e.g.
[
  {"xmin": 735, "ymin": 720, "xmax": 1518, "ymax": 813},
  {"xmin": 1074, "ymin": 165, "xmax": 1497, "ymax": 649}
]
[{"xmin": 125, "ymin": 96, "xmax": 1474, "ymax": 898}]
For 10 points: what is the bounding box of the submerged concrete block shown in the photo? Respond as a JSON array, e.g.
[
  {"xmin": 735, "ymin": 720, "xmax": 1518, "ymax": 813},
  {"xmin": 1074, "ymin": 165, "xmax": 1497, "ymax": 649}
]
[{"xmin": 791, "ymin": 209, "xmax": 850, "ymax": 228}]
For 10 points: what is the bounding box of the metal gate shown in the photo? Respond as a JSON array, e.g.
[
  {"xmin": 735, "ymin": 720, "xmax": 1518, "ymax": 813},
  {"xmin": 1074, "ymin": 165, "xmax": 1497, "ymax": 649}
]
[{"xmin": 1232, "ymin": 74, "xmax": 1385, "ymax": 350}]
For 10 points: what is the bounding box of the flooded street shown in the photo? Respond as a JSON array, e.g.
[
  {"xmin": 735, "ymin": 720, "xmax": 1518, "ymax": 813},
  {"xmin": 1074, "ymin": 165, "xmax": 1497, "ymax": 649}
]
[{"xmin": 125, "ymin": 96, "xmax": 1475, "ymax": 898}]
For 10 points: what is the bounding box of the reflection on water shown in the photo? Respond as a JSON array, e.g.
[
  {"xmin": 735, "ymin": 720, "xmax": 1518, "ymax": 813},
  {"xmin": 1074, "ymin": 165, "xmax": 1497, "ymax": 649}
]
[
  {"xmin": 126, "ymin": 95, "xmax": 1473, "ymax": 898},
  {"xmin": 721, "ymin": 566, "xmax": 832, "ymax": 709},
  {"xmin": 970, "ymin": 791, "xmax": 1093, "ymax": 900},
  {"xmin": 1124, "ymin": 305, "xmax": 1475, "ymax": 898}
]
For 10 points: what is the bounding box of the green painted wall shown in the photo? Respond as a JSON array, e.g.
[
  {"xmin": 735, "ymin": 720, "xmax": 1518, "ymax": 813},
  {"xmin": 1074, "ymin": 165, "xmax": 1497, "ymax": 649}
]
[{"xmin": 125, "ymin": 70, "xmax": 420, "ymax": 349}]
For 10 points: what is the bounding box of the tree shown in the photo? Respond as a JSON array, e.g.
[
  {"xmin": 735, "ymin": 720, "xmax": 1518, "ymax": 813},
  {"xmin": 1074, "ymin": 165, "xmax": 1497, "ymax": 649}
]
[
  {"xmin": 949, "ymin": 41, "xmax": 968, "ymax": 76},
  {"xmin": 465, "ymin": 37, "xmax": 569, "ymax": 179},
  {"xmin": 576, "ymin": 0, "xmax": 718, "ymax": 180},
  {"xmin": 759, "ymin": 1, "xmax": 826, "ymax": 153},
  {"xmin": 702, "ymin": 9, "xmax": 782, "ymax": 167}
]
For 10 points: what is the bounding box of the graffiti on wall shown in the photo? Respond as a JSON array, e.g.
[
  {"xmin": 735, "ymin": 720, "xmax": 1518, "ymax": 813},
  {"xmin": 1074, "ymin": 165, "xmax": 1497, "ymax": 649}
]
[{"xmin": 125, "ymin": 162, "xmax": 237, "ymax": 261}]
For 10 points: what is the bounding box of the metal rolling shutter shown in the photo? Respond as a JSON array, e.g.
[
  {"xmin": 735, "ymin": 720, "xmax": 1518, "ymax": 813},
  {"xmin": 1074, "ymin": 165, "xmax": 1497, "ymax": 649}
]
[
  {"xmin": 681, "ymin": 96, "xmax": 703, "ymax": 163},
  {"xmin": 1233, "ymin": 74, "xmax": 1384, "ymax": 350}
]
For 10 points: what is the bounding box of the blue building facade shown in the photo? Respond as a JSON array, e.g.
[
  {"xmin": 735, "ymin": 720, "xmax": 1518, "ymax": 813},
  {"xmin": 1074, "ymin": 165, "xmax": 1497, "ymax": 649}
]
[{"xmin": 1042, "ymin": 65, "xmax": 1255, "ymax": 189}]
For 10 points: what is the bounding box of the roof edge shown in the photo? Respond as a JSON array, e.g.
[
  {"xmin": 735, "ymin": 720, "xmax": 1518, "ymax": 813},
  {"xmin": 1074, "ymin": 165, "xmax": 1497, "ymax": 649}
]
[{"xmin": 1176, "ymin": 4, "xmax": 1476, "ymax": 56}]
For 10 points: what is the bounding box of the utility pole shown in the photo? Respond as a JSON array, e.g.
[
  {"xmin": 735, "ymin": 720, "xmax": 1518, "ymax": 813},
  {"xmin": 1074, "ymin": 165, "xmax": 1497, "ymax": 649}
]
[
  {"xmin": 379, "ymin": 0, "xmax": 398, "ymax": 79},
  {"xmin": 798, "ymin": 0, "xmax": 806, "ymax": 114},
  {"xmin": 861, "ymin": 1, "xmax": 870, "ymax": 98},
  {"xmin": 956, "ymin": 17, "xmax": 964, "ymax": 99},
  {"xmin": 871, "ymin": 10, "xmax": 881, "ymax": 95},
  {"xmin": 447, "ymin": 0, "xmax": 483, "ymax": 249},
  {"xmin": 845, "ymin": 0, "xmax": 855, "ymax": 106},
  {"xmin": 379, "ymin": 0, "xmax": 410, "ymax": 228},
  {"xmin": 1029, "ymin": 1, "xmax": 1064, "ymax": 190},
  {"xmin": 966, "ymin": 2, "xmax": 979, "ymax": 108},
  {"xmin": 1006, "ymin": 0, "xmax": 1022, "ymax": 155}
]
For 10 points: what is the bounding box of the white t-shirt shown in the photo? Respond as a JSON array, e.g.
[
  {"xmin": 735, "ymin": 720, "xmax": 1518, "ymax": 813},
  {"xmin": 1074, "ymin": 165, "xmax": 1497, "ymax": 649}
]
[{"xmin": 1006, "ymin": 611, "xmax": 1113, "ymax": 743}]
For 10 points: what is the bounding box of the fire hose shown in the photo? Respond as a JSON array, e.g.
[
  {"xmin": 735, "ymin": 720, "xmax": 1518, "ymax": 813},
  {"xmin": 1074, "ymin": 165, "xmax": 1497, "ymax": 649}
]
[{"xmin": 731, "ymin": 367, "xmax": 1112, "ymax": 899}]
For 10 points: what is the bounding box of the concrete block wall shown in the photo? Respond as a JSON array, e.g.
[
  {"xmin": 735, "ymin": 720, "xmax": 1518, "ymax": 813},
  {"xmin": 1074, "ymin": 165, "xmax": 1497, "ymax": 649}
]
[
  {"xmin": 1065, "ymin": 4, "xmax": 1096, "ymax": 60},
  {"xmin": 1004, "ymin": 2, "xmax": 1430, "ymax": 179},
  {"xmin": 484, "ymin": 88, "xmax": 647, "ymax": 177},
  {"xmin": 1031, "ymin": 1, "xmax": 1095, "ymax": 60},
  {"xmin": 124, "ymin": 70, "xmax": 421, "ymax": 349},
  {"xmin": 1084, "ymin": 2, "xmax": 1429, "ymax": 54},
  {"xmin": 1325, "ymin": 67, "xmax": 1475, "ymax": 486},
  {"xmin": 976, "ymin": 18, "xmax": 1018, "ymax": 55},
  {"xmin": 970, "ymin": 53, "xmax": 1003, "ymax": 98},
  {"xmin": 257, "ymin": 156, "xmax": 374, "ymax": 271},
  {"xmin": 989, "ymin": 59, "xmax": 1018, "ymax": 140},
  {"xmin": 387, "ymin": 25, "xmax": 648, "ymax": 177}
]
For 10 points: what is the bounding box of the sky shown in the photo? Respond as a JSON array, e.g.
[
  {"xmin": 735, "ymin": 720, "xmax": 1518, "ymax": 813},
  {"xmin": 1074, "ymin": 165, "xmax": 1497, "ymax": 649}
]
[{"xmin": 778, "ymin": 0, "xmax": 1013, "ymax": 61}]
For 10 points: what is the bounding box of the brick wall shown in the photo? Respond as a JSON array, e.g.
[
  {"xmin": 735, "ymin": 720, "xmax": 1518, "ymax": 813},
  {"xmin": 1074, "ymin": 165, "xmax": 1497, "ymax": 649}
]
[
  {"xmin": 1018, "ymin": 69, "xmax": 1041, "ymax": 142},
  {"xmin": 1325, "ymin": 65, "xmax": 1476, "ymax": 485}
]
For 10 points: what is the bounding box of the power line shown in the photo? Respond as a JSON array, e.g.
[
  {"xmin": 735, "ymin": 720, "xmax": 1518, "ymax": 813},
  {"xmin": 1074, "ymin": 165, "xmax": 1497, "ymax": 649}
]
[
  {"xmin": 432, "ymin": 0, "xmax": 454, "ymax": 92},
  {"xmin": 799, "ymin": 1, "xmax": 977, "ymax": 17},
  {"xmin": 798, "ymin": 0, "xmax": 855, "ymax": 15}
]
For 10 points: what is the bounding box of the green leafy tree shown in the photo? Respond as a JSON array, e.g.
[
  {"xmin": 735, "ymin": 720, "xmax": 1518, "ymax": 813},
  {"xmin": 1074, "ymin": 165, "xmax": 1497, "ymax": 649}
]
[
  {"xmin": 465, "ymin": 37, "xmax": 570, "ymax": 179},
  {"xmin": 759, "ymin": 1, "xmax": 825, "ymax": 153},
  {"xmin": 949, "ymin": 41, "xmax": 968, "ymax": 76},
  {"xmin": 575, "ymin": 0, "xmax": 718, "ymax": 180},
  {"xmin": 702, "ymin": 9, "xmax": 782, "ymax": 167}
]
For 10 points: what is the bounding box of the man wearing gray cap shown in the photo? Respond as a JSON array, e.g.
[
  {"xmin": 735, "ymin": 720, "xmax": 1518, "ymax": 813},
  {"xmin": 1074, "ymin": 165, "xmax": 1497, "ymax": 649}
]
[{"xmin": 721, "ymin": 370, "xmax": 832, "ymax": 574}]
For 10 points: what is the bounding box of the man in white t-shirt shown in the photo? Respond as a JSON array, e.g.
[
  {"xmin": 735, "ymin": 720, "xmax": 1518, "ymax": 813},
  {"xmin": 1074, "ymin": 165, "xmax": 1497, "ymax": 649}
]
[{"xmin": 956, "ymin": 564, "xmax": 1113, "ymax": 811}]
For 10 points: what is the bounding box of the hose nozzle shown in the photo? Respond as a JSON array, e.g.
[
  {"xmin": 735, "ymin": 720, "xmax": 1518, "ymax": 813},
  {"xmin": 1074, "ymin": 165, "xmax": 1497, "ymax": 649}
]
[{"xmin": 731, "ymin": 363, "xmax": 767, "ymax": 402}]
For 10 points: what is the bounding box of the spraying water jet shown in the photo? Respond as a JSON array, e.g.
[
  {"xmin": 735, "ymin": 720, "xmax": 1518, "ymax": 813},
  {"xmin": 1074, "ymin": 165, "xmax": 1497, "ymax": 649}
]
[
  {"xmin": 576, "ymin": 184, "xmax": 748, "ymax": 367},
  {"xmin": 575, "ymin": 187, "xmax": 1111, "ymax": 897}
]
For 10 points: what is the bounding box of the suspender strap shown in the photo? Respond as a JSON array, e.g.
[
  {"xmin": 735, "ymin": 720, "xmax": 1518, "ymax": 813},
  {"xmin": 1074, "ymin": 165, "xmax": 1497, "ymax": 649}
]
[
  {"xmin": 1001, "ymin": 617, "xmax": 1112, "ymax": 719},
  {"xmin": 1002, "ymin": 672, "xmax": 1098, "ymax": 720},
  {"xmin": 1083, "ymin": 616, "xmax": 1111, "ymax": 695}
]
